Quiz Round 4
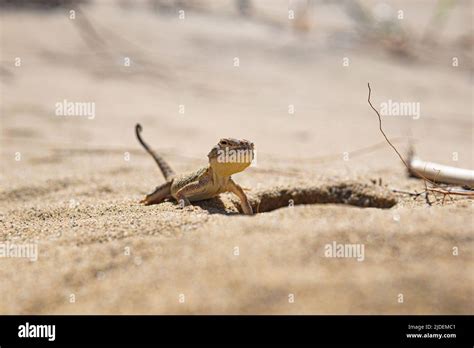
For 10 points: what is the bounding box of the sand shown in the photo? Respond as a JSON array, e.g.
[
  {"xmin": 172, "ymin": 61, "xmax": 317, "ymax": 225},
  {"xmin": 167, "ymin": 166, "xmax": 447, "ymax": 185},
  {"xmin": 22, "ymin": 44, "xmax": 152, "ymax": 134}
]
[{"xmin": 0, "ymin": 0, "xmax": 473, "ymax": 314}]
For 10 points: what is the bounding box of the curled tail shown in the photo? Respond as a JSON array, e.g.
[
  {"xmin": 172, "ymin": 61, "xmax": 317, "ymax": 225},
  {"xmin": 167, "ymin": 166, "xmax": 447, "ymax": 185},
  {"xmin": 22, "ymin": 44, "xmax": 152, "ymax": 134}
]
[{"xmin": 135, "ymin": 124, "xmax": 175, "ymax": 181}]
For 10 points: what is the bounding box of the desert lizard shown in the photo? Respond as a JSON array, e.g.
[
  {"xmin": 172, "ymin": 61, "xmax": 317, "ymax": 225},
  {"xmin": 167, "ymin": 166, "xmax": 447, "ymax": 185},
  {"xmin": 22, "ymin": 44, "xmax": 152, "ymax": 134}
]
[{"xmin": 135, "ymin": 124, "xmax": 254, "ymax": 215}]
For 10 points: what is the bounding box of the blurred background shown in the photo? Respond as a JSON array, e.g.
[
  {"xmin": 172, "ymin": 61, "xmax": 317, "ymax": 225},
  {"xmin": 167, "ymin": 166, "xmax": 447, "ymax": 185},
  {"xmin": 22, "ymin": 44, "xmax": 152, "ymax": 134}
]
[{"xmin": 1, "ymin": 0, "xmax": 472, "ymax": 176}]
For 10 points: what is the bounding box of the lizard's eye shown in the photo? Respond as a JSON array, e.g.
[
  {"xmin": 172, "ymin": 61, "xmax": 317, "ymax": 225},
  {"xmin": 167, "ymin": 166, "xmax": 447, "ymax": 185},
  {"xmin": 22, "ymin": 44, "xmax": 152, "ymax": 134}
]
[{"xmin": 220, "ymin": 140, "xmax": 228, "ymax": 146}]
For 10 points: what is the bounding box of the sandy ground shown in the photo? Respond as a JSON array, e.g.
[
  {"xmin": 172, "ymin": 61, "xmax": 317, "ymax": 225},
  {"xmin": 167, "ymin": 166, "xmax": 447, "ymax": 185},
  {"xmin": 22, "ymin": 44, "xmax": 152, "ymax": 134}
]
[{"xmin": 0, "ymin": 0, "xmax": 473, "ymax": 314}]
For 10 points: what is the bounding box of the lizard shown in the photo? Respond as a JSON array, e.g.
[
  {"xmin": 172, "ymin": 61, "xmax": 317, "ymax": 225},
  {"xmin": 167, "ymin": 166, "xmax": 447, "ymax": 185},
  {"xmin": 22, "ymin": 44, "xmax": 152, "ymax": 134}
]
[{"xmin": 135, "ymin": 124, "xmax": 254, "ymax": 215}]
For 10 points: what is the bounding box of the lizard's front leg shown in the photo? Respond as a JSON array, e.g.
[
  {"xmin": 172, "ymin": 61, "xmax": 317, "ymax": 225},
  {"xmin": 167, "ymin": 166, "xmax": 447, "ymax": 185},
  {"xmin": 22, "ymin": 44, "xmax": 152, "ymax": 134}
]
[{"xmin": 226, "ymin": 179, "xmax": 253, "ymax": 215}]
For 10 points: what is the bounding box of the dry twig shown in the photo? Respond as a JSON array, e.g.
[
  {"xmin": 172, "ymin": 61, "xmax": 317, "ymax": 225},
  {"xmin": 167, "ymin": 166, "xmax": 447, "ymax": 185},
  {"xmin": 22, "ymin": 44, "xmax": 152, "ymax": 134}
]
[{"xmin": 367, "ymin": 83, "xmax": 474, "ymax": 203}]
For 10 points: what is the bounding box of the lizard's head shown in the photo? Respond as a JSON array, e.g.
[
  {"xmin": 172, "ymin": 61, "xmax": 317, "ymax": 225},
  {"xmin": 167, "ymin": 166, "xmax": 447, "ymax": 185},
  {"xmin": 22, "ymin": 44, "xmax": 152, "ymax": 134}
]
[{"xmin": 208, "ymin": 138, "xmax": 255, "ymax": 176}]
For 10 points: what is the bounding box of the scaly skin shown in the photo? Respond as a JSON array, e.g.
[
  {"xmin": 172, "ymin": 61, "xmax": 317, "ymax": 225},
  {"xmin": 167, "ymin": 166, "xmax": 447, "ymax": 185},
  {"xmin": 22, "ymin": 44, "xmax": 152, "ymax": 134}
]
[{"xmin": 135, "ymin": 124, "xmax": 254, "ymax": 215}]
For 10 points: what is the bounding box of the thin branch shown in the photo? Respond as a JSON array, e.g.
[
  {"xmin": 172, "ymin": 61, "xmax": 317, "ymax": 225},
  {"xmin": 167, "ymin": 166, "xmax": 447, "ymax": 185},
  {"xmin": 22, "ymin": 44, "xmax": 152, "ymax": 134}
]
[
  {"xmin": 367, "ymin": 83, "xmax": 411, "ymax": 170},
  {"xmin": 367, "ymin": 83, "xmax": 474, "ymax": 202}
]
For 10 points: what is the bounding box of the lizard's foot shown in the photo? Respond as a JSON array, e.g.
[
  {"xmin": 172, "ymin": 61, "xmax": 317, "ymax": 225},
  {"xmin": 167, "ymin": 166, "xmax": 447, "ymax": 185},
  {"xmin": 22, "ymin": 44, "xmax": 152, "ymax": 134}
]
[
  {"xmin": 139, "ymin": 197, "xmax": 149, "ymax": 205},
  {"xmin": 140, "ymin": 196, "xmax": 155, "ymax": 206},
  {"xmin": 139, "ymin": 194, "xmax": 164, "ymax": 206},
  {"xmin": 241, "ymin": 202, "xmax": 253, "ymax": 215},
  {"xmin": 183, "ymin": 205, "xmax": 199, "ymax": 213}
]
